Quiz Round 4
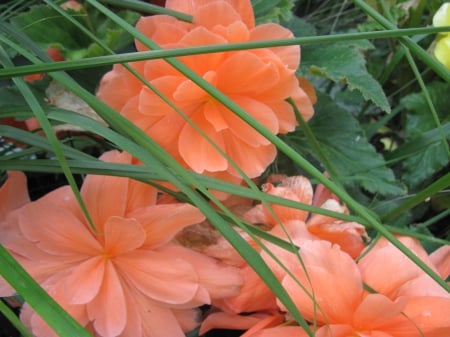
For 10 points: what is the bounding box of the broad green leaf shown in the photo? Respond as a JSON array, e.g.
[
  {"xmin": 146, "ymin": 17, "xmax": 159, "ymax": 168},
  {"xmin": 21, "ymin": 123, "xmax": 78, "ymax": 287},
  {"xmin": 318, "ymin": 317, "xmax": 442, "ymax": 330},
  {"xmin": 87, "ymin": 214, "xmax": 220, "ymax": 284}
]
[
  {"xmin": 288, "ymin": 93, "xmax": 404, "ymax": 197},
  {"xmin": 400, "ymin": 82, "xmax": 450, "ymax": 187},
  {"xmin": 300, "ymin": 42, "xmax": 391, "ymax": 112},
  {"xmin": 251, "ymin": 0, "xmax": 297, "ymax": 23},
  {"xmin": 9, "ymin": 4, "xmax": 138, "ymax": 59}
]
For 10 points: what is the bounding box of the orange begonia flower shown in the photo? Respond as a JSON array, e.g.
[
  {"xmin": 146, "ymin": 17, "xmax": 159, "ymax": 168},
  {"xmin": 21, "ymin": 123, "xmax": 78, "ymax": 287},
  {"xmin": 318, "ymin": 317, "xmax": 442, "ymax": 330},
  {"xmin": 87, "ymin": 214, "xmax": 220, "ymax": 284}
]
[
  {"xmin": 97, "ymin": 0, "xmax": 314, "ymax": 181},
  {"xmin": 275, "ymin": 240, "xmax": 450, "ymax": 337},
  {"xmin": 244, "ymin": 175, "xmax": 368, "ymax": 258},
  {"xmin": 0, "ymin": 150, "xmax": 242, "ymax": 337}
]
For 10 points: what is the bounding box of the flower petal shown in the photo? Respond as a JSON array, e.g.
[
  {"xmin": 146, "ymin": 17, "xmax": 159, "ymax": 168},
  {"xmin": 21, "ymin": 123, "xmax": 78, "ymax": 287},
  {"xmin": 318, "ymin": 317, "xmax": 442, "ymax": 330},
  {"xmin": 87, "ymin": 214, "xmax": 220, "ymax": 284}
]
[
  {"xmin": 0, "ymin": 171, "xmax": 29, "ymax": 219},
  {"xmin": 64, "ymin": 256, "xmax": 105, "ymax": 304},
  {"xmin": 129, "ymin": 203, "xmax": 205, "ymax": 248},
  {"xmin": 19, "ymin": 201, "xmax": 101, "ymax": 256},
  {"xmin": 87, "ymin": 261, "xmax": 127, "ymax": 337},
  {"xmin": 280, "ymin": 240, "xmax": 362, "ymax": 324},
  {"xmin": 115, "ymin": 250, "xmax": 199, "ymax": 304},
  {"xmin": 178, "ymin": 113, "xmax": 228, "ymax": 173}
]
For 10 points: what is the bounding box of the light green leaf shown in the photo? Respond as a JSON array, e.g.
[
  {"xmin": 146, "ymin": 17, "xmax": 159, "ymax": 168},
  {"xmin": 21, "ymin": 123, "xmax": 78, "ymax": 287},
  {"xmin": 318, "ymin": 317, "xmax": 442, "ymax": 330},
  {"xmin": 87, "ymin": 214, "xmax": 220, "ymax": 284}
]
[{"xmin": 301, "ymin": 42, "xmax": 391, "ymax": 113}]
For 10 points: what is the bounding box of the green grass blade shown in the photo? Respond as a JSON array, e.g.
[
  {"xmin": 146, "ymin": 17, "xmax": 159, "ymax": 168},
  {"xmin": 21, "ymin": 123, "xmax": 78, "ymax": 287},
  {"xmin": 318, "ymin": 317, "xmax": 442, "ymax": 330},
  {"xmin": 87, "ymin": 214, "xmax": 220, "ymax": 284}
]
[{"xmin": 0, "ymin": 245, "xmax": 92, "ymax": 337}]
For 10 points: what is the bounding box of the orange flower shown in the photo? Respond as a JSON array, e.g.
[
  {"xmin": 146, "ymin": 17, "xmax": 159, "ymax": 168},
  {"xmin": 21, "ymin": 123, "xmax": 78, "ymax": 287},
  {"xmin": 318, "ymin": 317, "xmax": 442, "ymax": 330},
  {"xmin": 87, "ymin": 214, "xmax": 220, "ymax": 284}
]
[
  {"xmin": 244, "ymin": 175, "xmax": 368, "ymax": 258},
  {"xmin": 0, "ymin": 150, "xmax": 242, "ymax": 337},
  {"xmin": 97, "ymin": 0, "xmax": 314, "ymax": 181},
  {"xmin": 272, "ymin": 240, "xmax": 450, "ymax": 337}
]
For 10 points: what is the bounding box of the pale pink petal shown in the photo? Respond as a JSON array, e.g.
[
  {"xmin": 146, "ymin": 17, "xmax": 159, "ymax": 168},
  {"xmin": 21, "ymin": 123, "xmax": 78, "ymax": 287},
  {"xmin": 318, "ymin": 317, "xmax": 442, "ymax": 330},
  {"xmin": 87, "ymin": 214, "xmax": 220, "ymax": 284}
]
[
  {"xmin": 115, "ymin": 250, "xmax": 199, "ymax": 304},
  {"xmin": 129, "ymin": 203, "xmax": 205, "ymax": 248},
  {"xmin": 87, "ymin": 261, "xmax": 127, "ymax": 337}
]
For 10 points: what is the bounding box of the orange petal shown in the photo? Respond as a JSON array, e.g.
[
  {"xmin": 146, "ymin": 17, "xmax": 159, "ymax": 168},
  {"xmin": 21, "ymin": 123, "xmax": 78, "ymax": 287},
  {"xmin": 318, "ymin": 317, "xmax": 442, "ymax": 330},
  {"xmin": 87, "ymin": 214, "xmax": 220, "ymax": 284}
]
[
  {"xmin": 358, "ymin": 236, "xmax": 438, "ymax": 299},
  {"xmin": 194, "ymin": 1, "xmax": 242, "ymax": 30},
  {"xmin": 430, "ymin": 245, "xmax": 450, "ymax": 279},
  {"xmin": 115, "ymin": 250, "xmax": 199, "ymax": 304},
  {"xmin": 96, "ymin": 62, "xmax": 145, "ymax": 112},
  {"xmin": 178, "ymin": 112, "xmax": 228, "ymax": 173},
  {"xmin": 19, "ymin": 201, "xmax": 102, "ymax": 256},
  {"xmin": 224, "ymin": 265, "xmax": 277, "ymax": 313},
  {"xmin": 130, "ymin": 203, "xmax": 205, "ymax": 248},
  {"xmin": 249, "ymin": 23, "xmax": 299, "ymax": 70},
  {"xmin": 64, "ymin": 256, "xmax": 105, "ymax": 304},
  {"xmin": 103, "ymin": 216, "xmax": 145, "ymax": 255},
  {"xmin": 353, "ymin": 294, "xmax": 407, "ymax": 329},
  {"xmin": 280, "ymin": 240, "xmax": 362, "ymax": 324},
  {"xmin": 135, "ymin": 15, "xmax": 189, "ymax": 51},
  {"xmin": 0, "ymin": 171, "xmax": 29, "ymax": 219},
  {"xmin": 222, "ymin": 96, "xmax": 278, "ymax": 146},
  {"xmin": 217, "ymin": 51, "xmax": 280, "ymax": 96},
  {"xmin": 225, "ymin": 136, "xmax": 277, "ymax": 178},
  {"xmin": 87, "ymin": 261, "xmax": 127, "ymax": 337},
  {"xmin": 81, "ymin": 171, "xmax": 129, "ymax": 231}
]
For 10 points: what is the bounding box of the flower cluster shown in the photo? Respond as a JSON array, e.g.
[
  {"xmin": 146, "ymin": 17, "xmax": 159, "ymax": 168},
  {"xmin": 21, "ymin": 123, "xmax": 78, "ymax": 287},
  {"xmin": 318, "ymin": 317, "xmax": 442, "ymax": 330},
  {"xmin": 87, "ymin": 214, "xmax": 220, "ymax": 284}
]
[
  {"xmin": 0, "ymin": 151, "xmax": 242, "ymax": 337},
  {"xmin": 97, "ymin": 0, "xmax": 315, "ymax": 184},
  {"xmin": 1, "ymin": 1, "xmax": 449, "ymax": 337}
]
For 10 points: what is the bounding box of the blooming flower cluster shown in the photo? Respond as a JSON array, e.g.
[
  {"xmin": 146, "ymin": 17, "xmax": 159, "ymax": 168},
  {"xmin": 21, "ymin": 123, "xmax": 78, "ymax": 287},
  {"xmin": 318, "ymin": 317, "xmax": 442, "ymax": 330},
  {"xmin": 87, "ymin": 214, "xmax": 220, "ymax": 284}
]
[
  {"xmin": 197, "ymin": 176, "xmax": 450, "ymax": 337},
  {"xmin": 97, "ymin": 0, "xmax": 315, "ymax": 184},
  {"xmin": 1, "ymin": 1, "xmax": 449, "ymax": 337},
  {"xmin": 0, "ymin": 151, "xmax": 242, "ymax": 337}
]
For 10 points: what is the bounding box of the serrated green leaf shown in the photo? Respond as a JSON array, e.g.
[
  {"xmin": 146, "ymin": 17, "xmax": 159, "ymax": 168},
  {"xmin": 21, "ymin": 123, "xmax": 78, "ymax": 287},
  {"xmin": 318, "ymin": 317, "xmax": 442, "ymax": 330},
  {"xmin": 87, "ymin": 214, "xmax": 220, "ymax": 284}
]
[
  {"xmin": 251, "ymin": 0, "xmax": 297, "ymax": 23},
  {"xmin": 400, "ymin": 82, "xmax": 450, "ymax": 187},
  {"xmin": 288, "ymin": 93, "xmax": 404, "ymax": 197},
  {"xmin": 301, "ymin": 42, "xmax": 391, "ymax": 112}
]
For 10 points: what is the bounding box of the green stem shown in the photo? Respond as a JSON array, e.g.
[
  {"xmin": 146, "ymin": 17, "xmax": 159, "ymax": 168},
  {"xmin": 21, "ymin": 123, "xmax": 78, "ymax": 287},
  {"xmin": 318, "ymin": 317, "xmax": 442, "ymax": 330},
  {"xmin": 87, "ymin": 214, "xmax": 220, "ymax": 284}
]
[{"xmin": 1, "ymin": 26, "xmax": 449, "ymax": 79}]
